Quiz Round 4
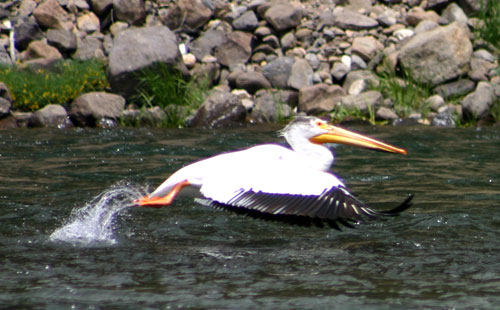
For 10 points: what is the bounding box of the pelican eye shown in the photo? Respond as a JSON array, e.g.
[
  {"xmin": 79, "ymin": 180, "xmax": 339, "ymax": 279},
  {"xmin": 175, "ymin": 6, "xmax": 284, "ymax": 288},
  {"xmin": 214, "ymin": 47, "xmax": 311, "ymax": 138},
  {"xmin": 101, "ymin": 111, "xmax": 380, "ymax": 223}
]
[{"xmin": 315, "ymin": 120, "xmax": 324, "ymax": 127}]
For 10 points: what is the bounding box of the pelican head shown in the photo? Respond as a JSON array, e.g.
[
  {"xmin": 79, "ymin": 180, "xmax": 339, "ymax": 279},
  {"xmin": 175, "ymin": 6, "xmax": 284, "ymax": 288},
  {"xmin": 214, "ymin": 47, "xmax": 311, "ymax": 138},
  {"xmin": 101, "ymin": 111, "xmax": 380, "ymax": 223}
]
[{"xmin": 281, "ymin": 116, "xmax": 407, "ymax": 155}]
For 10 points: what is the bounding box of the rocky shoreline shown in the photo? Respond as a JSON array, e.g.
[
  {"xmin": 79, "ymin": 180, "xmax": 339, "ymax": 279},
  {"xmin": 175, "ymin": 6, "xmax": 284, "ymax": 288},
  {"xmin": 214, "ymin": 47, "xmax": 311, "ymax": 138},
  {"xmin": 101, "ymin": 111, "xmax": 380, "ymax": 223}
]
[{"xmin": 0, "ymin": 0, "xmax": 498, "ymax": 129}]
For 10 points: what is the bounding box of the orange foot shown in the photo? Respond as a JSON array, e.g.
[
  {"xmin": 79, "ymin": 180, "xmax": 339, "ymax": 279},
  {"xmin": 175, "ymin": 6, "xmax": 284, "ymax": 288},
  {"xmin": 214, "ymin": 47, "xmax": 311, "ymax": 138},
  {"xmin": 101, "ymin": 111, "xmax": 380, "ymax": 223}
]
[{"xmin": 134, "ymin": 180, "xmax": 191, "ymax": 208}]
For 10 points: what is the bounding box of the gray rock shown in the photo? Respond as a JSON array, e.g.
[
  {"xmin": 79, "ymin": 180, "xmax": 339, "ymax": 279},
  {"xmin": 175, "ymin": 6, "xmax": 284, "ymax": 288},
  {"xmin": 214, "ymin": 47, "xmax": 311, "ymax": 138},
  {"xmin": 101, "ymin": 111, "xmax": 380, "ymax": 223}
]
[
  {"xmin": 178, "ymin": 0, "xmax": 213, "ymax": 30},
  {"xmin": 108, "ymin": 26, "xmax": 188, "ymax": 99},
  {"xmin": 441, "ymin": 3, "xmax": 468, "ymax": 25},
  {"xmin": 398, "ymin": 22, "xmax": 472, "ymax": 86},
  {"xmin": 331, "ymin": 8, "xmax": 378, "ymax": 30},
  {"xmin": 251, "ymin": 91, "xmax": 294, "ymax": 123},
  {"xmin": 190, "ymin": 26, "xmax": 230, "ymax": 60},
  {"xmin": 70, "ymin": 92, "xmax": 126, "ymax": 127},
  {"xmin": 264, "ymin": 3, "xmax": 302, "ymax": 32},
  {"xmin": 280, "ymin": 32, "xmax": 296, "ymax": 50},
  {"xmin": 434, "ymin": 79, "xmax": 476, "ymax": 99},
  {"xmin": 298, "ymin": 84, "xmax": 346, "ymax": 114},
  {"xmin": 234, "ymin": 71, "xmax": 272, "ymax": 94},
  {"xmin": 14, "ymin": 16, "xmax": 44, "ymax": 51},
  {"xmin": 376, "ymin": 106, "xmax": 399, "ymax": 121},
  {"xmin": 406, "ymin": 7, "xmax": 440, "ymax": 27},
  {"xmin": 47, "ymin": 28, "xmax": 77, "ymax": 54},
  {"xmin": 414, "ymin": 20, "xmax": 439, "ymax": 34},
  {"xmin": 0, "ymin": 98, "xmax": 11, "ymax": 117},
  {"xmin": 77, "ymin": 12, "xmax": 101, "ymax": 33},
  {"xmin": 0, "ymin": 115, "xmax": 18, "ymax": 129},
  {"xmin": 305, "ymin": 53, "xmax": 320, "ymax": 70},
  {"xmin": 331, "ymin": 62, "xmax": 350, "ymax": 82},
  {"xmin": 340, "ymin": 91, "xmax": 384, "ymax": 113},
  {"xmin": 469, "ymin": 58, "xmax": 496, "ymax": 82},
  {"xmin": 263, "ymin": 35, "xmax": 280, "ymax": 49},
  {"xmin": 458, "ymin": 0, "xmax": 482, "ymax": 15},
  {"xmin": 343, "ymin": 70, "xmax": 380, "ymax": 94},
  {"xmin": 432, "ymin": 111, "xmax": 456, "ymax": 127},
  {"xmin": 288, "ymin": 59, "xmax": 314, "ymax": 90},
  {"xmin": 262, "ymin": 56, "xmax": 294, "ymax": 89},
  {"xmin": 350, "ymin": 54, "xmax": 367, "ymax": 70},
  {"xmin": 0, "ymin": 83, "xmax": 13, "ymax": 104},
  {"xmin": 73, "ymin": 36, "xmax": 105, "ymax": 61},
  {"xmin": 33, "ymin": 0, "xmax": 73, "ymax": 30},
  {"xmin": 473, "ymin": 49, "xmax": 496, "ymax": 63},
  {"xmin": 426, "ymin": 0, "xmax": 451, "ymax": 10},
  {"xmin": 461, "ymin": 81, "xmax": 496, "ymax": 121},
  {"xmin": 0, "ymin": 46, "xmax": 12, "ymax": 66},
  {"xmin": 352, "ymin": 36, "xmax": 384, "ymax": 62},
  {"xmin": 190, "ymin": 90, "xmax": 246, "ymax": 127},
  {"xmin": 112, "ymin": 0, "xmax": 146, "ymax": 25},
  {"xmin": 29, "ymin": 104, "xmax": 73, "ymax": 128},
  {"xmin": 426, "ymin": 94, "xmax": 446, "ymax": 112},
  {"xmin": 24, "ymin": 40, "xmax": 63, "ymax": 61},
  {"xmin": 233, "ymin": 10, "xmax": 259, "ymax": 31},
  {"xmin": 122, "ymin": 106, "xmax": 168, "ymax": 127},
  {"xmin": 214, "ymin": 31, "xmax": 253, "ymax": 67}
]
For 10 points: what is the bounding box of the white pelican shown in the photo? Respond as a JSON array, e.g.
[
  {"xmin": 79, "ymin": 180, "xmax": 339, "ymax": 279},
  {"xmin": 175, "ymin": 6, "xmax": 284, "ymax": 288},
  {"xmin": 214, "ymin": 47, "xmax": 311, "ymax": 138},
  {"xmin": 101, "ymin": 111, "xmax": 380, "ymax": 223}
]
[{"xmin": 136, "ymin": 116, "xmax": 413, "ymax": 229}]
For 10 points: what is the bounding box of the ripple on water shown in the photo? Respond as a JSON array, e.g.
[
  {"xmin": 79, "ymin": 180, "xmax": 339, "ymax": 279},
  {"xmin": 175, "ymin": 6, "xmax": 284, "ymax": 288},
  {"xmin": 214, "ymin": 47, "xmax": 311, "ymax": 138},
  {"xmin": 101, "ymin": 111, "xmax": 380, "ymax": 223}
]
[{"xmin": 49, "ymin": 181, "xmax": 147, "ymax": 245}]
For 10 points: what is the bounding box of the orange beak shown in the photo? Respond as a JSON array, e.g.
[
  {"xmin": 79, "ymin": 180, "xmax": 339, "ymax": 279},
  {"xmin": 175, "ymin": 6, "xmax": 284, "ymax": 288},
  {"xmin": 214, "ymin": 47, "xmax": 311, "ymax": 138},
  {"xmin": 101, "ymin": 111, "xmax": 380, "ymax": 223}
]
[{"xmin": 310, "ymin": 124, "xmax": 407, "ymax": 155}]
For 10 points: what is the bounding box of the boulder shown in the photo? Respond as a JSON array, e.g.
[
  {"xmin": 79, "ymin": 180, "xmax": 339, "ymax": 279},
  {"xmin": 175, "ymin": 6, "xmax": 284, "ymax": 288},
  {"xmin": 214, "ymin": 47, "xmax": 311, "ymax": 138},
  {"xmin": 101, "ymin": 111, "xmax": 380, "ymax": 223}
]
[
  {"xmin": 287, "ymin": 58, "xmax": 313, "ymax": 90},
  {"xmin": 376, "ymin": 106, "xmax": 399, "ymax": 121},
  {"xmin": 0, "ymin": 98, "xmax": 11, "ymax": 118},
  {"xmin": 107, "ymin": 26, "xmax": 188, "ymax": 99},
  {"xmin": 90, "ymin": 0, "xmax": 113, "ymax": 16},
  {"xmin": 33, "ymin": 0, "xmax": 73, "ymax": 30},
  {"xmin": 47, "ymin": 29, "xmax": 77, "ymax": 54},
  {"xmin": 190, "ymin": 25, "xmax": 230, "ymax": 60},
  {"xmin": 264, "ymin": 3, "xmax": 302, "ymax": 32},
  {"xmin": 76, "ymin": 12, "xmax": 100, "ymax": 33},
  {"xmin": 433, "ymin": 79, "xmax": 475, "ymax": 99},
  {"xmin": 262, "ymin": 56, "xmax": 294, "ymax": 89},
  {"xmin": 406, "ymin": 7, "xmax": 440, "ymax": 27},
  {"xmin": 23, "ymin": 40, "xmax": 63, "ymax": 62},
  {"xmin": 352, "ymin": 36, "xmax": 384, "ymax": 62},
  {"xmin": 251, "ymin": 91, "xmax": 294, "ymax": 123},
  {"xmin": 233, "ymin": 10, "xmax": 259, "ymax": 31},
  {"xmin": 234, "ymin": 71, "xmax": 272, "ymax": 94},
  {"xmin": 178, "ymin": 0, "xmax": 213, "ymax": 30},
  {"xmin": 340, "ymin": 90, "xmax": 384, "ymax": 114},
  {"xmin": 329, "ymin": 8, "xmax": 378, "ymax": 30},
  {"xmin": 298, "ymin": 84, "xmax": 346, "ymax": 114},
  {"xmin": 29, "ymin": 104, "xmax": 73, "ymax": 128},
  {"xmin": 73, "ymin": 36, "xmax": 105, "ymax": 61},
  {"xmin": 398, "ymin": 22, "xmax": 472, "ymax": 86},
  {"xmin": 112, "ymin": 0, "xmax": 146, "ymax": 25},
  {"xmin": 461, "ymin": 82, "xmax": 496, "ymax": 121},
  {"xmin": 70, "ymin": 92, "xmax": 126, "ymax": 127},
  {"xmin": 190, "ymin": 90, "xmax": 246, "ymax": 127},
  {"xmin": 214, "ymin": 31, "xmax": 253, "ymax": 67},
  {"xmin": 14, "ymin": 16, "xmax": 44, "ymax": 51}
]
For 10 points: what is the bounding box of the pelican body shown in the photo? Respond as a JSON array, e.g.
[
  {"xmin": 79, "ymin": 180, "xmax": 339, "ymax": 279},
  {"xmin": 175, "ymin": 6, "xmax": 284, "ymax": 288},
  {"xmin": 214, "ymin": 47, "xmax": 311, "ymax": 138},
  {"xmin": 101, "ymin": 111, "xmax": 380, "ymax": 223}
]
[{"xmin": 136, "ymin": 116, "xmax": 412, "ymax": 229}]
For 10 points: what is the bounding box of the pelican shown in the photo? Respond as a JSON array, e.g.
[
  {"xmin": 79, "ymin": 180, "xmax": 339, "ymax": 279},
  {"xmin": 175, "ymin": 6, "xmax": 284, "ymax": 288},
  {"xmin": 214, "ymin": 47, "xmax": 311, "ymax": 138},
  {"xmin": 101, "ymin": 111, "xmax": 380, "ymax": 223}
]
[{"xmin": 136, "ymin": 116, "xmax": 413, "ymax": 229}]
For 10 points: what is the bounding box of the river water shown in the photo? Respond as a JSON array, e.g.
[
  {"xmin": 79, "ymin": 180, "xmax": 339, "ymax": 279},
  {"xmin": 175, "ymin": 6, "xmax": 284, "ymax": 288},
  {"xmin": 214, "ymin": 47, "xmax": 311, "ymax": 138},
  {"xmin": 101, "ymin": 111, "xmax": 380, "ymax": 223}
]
[{"xmin": 1, "ymin": 125, "xmax": 499, "ymax": 309}]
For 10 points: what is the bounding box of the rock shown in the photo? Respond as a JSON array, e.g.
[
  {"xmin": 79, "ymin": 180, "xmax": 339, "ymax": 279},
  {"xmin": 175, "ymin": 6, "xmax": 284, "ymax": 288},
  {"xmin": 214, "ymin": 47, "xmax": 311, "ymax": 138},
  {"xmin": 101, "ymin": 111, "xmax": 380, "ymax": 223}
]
[
  {"xmin": 298, "ymin": 84, "xmax": 345, "ymax": 114},
  {"xmin": 73, "ymin": 35, "xmax": 105, "ymax": 60},
  {"xmin": 233, "ymin": 10, "xmax": 259, "ymax": 31},
  {"xmin": 441, "ymin": 3, "xmax": 468, "ymax": 25},
  {"xmin": 330, "ymin": 8, "xmax": 378, "ymax": 30},
  {"xmin": 183, "ymin": 53, "xmax": 196, "ymax": 68},
  {"xmin": 461, "ymin": 82, "xmax": 496, "ymax": 121},
  {"xmin": 458, "ymin": 0, "xmax": 482, "ymax": 15},
  {"xmin": 112, "ymin": 0, "xmax": 146, "ymax": 25},
  {"xmin": 251, "ymin": 91, "xmax": 294, "ymax": 123},
  {"xmin": 77, "ymin": 11, "xmax": 100, "ymax": 33},
  {"xmin": 414, "ymin": 20, "xmax": 439, "ymax": 34},
  {"xmin": 331, "ymin": 62, "xmax": 350, "ymax": 82},
  {"xmin": 234, "ymin": 71, "xmax": 272, "ymax": 94},
  {"xmin": 393, "ymin": 28, "xmax": 415, "ymax": 40},
  {"xmin": 214, "ymin": 31, "xmax": 253, "ymax": 67},
  {"xmin": 90, "ymin": 0, "xmax": 113, "ymax": 16},
  {"xmin": 0, "ymin": 98, "xmax": 11, "ymax": 117},
  {"xmin": 434, "ymin": 79, "xmax": 476, "ymax": 99},
  {"xmin": 398, "ymin": 22, "xmax": 472, "ymax": 86},
  {"xmin": 0, "ymin": 82, "xmax": 13, "ymax": 103},
  {"xmin": 343, "ymin": 70, "xmax": 379, "ymax": 94},
  {"xmin": 352, "ymin": 36, "xmax": 384, "ymax": 62},
  {"xmin": 426, "ymin": 94, "xmax": 446, "ymax": 112},
  {"xmin": 29, "ymin": 104, "xmax": 73, "ymax": 128},
  {"xmin": 351, "ymin": 54, "xmax": 367, "ymax": 70},
  {"xmin": 0, "ymin": 115, "xmax": 18, "ymax": 129},
  {"xmin": 24, "ymin": 40, "xmax": 63, "ymax": 61},
  {"xmin": 262, "ymin": 56, "xmax": 294, "ymax": 89},
  {"xmin": 406, "ymin": 7, "xmax": 440, "ymax": 27},
  {"xmin": 14, "ymin": 16, "xmax": 44, "ymax": 51},
  {"xmin": 432, "ymin": 111, "xmax": 456, "ymax": 127},
  {"xmin": 469, "ymin": 57, "xmax": 496, "ymax": 82},
  {"xmin": 280, "ymin": 32, "xmax": 296, "ymax": 50},
  {"xmin": 190, "ymin": 26, "xmax": 230, "ymax": 60},
  {"xmin": 12, "ymin": 112, "xmax": 33, "ymax": 128},
  {"xmin": 0, "ymin": 46, "xmax": 11, "ymax": 66},
  {"xmin": 288, "ymin": 59, "xmax": 313, "ymax": 90},
  {"xmin": 178, "ymin": 0, "xmax": 213, "ymax": 30},
  {"xmin": 264, "ymin": 3, "xmax": 302, "ymax": 32},
  {"xmin": 376, "ymin": 106, "xmax": 399, "ymax": 121},
  {"xmin": 121, "ymin": 106, "xmax": 167, "ymax": 127},
  {"xmin": 190, "ymin": 90, "xmax": 246, "ymax": 127},
  {"xmin": 340, "ymin": 90, "xmax": 384, "ymax": 113},
  {"xmin": 473, "ymin": 49, "xmax": 496, "ymax": 63},
  {"xmin": 108, "ymin": 26, "xmax": 188, "ymax": 99},
  {"xmin": 47, "ymin": 29, "xmax": 77, "ymax": 54},
  {"xmin": 70, "ymin": 92, "xmax": 126, "ymax": 126},
  {"xmin": 33, "ymin": 0, "xmax": 73, "ymax": 30}
]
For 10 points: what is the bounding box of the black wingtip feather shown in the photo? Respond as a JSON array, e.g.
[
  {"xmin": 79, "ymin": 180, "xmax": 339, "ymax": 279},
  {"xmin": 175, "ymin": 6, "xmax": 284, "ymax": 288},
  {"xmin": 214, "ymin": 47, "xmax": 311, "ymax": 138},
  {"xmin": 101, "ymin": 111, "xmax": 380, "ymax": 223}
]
[{"xmin": 379, "ymin": 194, "xmax": 414, "ymax": 216}]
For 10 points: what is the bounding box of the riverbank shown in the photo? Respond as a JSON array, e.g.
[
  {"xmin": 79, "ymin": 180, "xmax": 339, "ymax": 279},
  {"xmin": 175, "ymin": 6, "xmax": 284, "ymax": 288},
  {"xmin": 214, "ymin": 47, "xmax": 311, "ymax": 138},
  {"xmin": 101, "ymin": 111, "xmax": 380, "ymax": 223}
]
[{"xmin": 0, "ymin": 0, "xmax": 499, "ymax": 129}]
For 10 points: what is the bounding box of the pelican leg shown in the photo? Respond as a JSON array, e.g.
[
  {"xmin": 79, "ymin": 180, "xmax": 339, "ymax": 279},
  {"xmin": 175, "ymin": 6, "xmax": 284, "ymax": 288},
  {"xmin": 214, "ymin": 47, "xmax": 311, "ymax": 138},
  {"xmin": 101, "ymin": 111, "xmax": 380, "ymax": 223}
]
[{"xmin": 136, "ymin": 180, "xmax": 190, "ymax": 207}]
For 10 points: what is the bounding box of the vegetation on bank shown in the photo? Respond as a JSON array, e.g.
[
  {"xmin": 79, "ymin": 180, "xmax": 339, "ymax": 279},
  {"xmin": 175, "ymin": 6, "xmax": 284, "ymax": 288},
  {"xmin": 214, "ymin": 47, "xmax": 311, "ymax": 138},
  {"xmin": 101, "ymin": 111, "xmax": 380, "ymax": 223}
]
[
  {"xmin": 0, "ymin": 59, "xmax": 109, "ymax": 111},
  {"xmin": 132, "ymin": 63, "xmax": 211, "ymax": 127}
]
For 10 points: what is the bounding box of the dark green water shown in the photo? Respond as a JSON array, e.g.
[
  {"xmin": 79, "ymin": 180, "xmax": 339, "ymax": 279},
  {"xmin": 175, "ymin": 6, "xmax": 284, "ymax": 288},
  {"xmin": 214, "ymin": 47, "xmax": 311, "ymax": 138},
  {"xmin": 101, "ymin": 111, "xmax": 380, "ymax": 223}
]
[{"xmin": 1, "ymin": 125, "xmax": 499, "ymax": 309}]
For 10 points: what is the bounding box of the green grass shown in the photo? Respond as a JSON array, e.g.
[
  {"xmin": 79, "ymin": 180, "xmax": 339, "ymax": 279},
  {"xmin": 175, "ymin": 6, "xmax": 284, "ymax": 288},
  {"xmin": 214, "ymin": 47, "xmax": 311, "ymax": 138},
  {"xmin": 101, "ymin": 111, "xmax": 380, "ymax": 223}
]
[
  {"xmin": 476, "ymin": 0, "xmax": 500, "ymax": 50},
  {"xmin": 0, "ymin": 59, "xmax": 109, "ymax": 111},
  {"xmin": 374, "ymin": 63, "xmax": 431, "ymax": 119},
  {"xmin": 134, "ymin": 62, "xmax": 211, "ymax": 127}
]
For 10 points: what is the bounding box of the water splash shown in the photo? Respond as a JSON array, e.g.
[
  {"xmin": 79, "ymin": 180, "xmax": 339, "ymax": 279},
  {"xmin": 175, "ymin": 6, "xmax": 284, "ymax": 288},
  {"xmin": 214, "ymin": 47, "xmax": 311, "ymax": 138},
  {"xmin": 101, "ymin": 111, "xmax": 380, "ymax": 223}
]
[{"xmin": 50, "ymin": 181, "xmax": 148, "ymax": 245}]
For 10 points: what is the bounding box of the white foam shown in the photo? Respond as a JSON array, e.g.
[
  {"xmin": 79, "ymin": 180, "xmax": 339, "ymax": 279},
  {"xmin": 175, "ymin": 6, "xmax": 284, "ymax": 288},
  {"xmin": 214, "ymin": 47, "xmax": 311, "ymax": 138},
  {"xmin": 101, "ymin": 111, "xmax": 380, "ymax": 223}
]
[{"xmin": 50, "ymin": 181, "xmax": 147, "ymax": 245}]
